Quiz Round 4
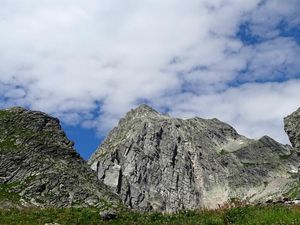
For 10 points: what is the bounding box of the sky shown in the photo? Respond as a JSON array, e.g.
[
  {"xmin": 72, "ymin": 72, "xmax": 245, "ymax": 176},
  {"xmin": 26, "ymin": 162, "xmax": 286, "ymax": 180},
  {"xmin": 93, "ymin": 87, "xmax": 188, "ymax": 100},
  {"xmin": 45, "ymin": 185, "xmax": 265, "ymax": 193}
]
[{"xmin": 1, "ymin": 0, "xmax": 300, "ymax": 160}]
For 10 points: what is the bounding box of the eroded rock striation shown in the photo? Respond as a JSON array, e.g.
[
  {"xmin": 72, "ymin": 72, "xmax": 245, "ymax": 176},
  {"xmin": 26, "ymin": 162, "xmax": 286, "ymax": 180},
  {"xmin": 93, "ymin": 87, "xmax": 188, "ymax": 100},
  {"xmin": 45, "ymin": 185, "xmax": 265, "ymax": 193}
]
[
  {"xmin": 89, "ymin": 104, "xmax": 299, "ymax": 212},
  {"xmin": 0, "ymin": 107, "xmax": 120, "ymax": 208},
  {"xmin": 284, "ymin": 107, "xmax": 300, "ymax": 194}
]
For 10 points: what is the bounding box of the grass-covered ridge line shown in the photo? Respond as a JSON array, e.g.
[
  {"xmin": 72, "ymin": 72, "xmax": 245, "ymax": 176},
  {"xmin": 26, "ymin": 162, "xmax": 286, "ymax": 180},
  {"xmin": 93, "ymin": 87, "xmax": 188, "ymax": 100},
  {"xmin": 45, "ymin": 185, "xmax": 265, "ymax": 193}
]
[
  {"xmin": 1, "ymin": 205, "xmax": 300, "ymax": 225},
  {"xmin": 0, "ymin": 110, "xmax": 10, "ymax": 118}
]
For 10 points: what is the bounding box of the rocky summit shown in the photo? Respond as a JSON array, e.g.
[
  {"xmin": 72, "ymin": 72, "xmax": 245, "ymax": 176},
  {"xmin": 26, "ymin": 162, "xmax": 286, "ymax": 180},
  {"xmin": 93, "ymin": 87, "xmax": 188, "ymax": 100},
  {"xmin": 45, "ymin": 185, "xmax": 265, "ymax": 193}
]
[
  {"xmin": 0, "ymin": 107, "xmax": 120, "ymax": 209},
  {"xmin": 89, "ymin": 104, "xmax": 299, "ymax": 212}
]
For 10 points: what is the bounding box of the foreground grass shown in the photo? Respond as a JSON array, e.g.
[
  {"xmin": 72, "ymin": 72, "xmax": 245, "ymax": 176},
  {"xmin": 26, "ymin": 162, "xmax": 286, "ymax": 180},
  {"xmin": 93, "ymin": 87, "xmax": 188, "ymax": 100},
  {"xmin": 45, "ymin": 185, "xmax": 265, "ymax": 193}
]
[{"xmin": 1, "ymin": 205, "xmax": 300, "ymax": 225}]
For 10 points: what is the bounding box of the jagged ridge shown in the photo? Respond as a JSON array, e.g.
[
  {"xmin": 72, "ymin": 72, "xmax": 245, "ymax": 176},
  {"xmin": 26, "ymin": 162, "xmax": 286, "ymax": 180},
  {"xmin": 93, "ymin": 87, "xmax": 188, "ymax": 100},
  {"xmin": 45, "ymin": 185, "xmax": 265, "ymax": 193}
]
[
  {"xmin": 0, "ymin": 107, "xmax": 120, "ymax": 208},
  {"xmin": 89, "ymin": 105, "xmax": 299, "ymax": 212}
]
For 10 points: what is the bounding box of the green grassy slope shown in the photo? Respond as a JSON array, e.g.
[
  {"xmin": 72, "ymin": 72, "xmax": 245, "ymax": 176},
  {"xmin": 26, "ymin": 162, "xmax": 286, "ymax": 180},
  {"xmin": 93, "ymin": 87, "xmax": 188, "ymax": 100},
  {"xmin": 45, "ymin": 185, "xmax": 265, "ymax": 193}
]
[{"xmin": 1, "ymin": 205, "xmax": 300, "ymax": 225}]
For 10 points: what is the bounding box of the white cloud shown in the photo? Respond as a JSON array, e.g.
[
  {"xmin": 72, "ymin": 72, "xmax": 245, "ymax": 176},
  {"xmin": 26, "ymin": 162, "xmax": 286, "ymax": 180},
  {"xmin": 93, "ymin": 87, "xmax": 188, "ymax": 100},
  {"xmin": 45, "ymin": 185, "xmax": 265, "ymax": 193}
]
[
  {"xmin": 163, "ymin": 80, "xmax": 300, "ymax": 143},
  {"xmin": 0, "ymin": 0, "xmax": 300, "ymax": 144}
]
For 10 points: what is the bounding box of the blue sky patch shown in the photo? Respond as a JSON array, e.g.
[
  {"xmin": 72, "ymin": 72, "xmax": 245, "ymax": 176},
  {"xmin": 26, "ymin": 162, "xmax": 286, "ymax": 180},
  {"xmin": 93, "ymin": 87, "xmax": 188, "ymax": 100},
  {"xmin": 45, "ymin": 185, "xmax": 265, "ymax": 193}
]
[
  {"xmin": 236, "ymin": 22, "xmax": 262, "ymax": 45},
  {"xmin": 62, "ymin": 124, "xmax": 102, "ymax": 160}
]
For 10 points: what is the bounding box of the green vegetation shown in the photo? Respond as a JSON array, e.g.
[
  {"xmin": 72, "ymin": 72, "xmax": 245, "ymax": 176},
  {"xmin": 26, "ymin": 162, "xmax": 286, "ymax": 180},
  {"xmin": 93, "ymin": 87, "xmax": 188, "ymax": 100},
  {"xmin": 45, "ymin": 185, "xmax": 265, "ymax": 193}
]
[
  {"xmin": 279, "ymin": 152, "xmax": 293, "ymax": 160},
  {"xmin": 0, "ymin": 138, "xmax": 17, "ymax": 150},
  {"xmin": 220, "ymin": 149, "xmax": 228, "ymax": 155},
  {"xmin": 1, "ymin": 205, "xmax": 300, "ymax": 225},
  {"xmin": 0, "ymin": 183, "xmax": 21, "ymax": 203},
  {"xmin": 284, "ymin": 185, "xmax": 300, "ymax": 199},
  {"xmin": 0, "ymin": 110, "xmax": 10, "ymax": 118}
]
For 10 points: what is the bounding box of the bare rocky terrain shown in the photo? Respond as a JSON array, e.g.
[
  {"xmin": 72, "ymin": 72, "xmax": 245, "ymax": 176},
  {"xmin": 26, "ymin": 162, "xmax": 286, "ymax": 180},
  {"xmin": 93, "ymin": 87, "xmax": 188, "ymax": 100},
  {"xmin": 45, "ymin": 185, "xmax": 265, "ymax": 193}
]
[
  {"xmin": 1, "ymin": 105, "xmax": 299, "ymax": 213},
  {"xmin": 89, "ymin": 105, "xmax": 299, "ymax": 212},
  {"xmin": 0, "ymin": 107, "xmax": 120, "ymax": 209},
  {"xmin": 284, "ymin": 107, "xmax": 300, "ymax": 197}
]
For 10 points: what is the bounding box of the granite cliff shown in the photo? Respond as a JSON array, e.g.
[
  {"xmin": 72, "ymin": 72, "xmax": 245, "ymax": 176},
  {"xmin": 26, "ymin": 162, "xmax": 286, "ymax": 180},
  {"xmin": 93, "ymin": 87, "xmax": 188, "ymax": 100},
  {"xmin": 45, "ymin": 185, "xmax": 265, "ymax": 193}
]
[
  {"xmin": 0, "ymin": 107, "xmax": 120, "ymax": 209},
  {"xmin": 89, "ymin": 105, "xmax": 299, "ymax": 212}
]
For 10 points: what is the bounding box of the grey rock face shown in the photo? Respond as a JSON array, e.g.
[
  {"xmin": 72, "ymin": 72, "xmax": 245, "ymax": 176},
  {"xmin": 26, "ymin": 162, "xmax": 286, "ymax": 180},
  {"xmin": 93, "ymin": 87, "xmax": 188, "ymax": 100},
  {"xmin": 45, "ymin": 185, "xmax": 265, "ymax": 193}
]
[
  {"xmin": 285, "ymin": 107, "xmax": 300, "ymax": 150},
  {"xmin": 99, "ymin": 209, "xmax": 118, "ymax": 221},
  {"xmin": 284, "ymin": 107, "xmax": 300, "ymax": 184},
  {"xmin": 89, "ymin": 104, "xmax": 298, "ymax": 212},
  {"xmin": 0, "ymin": 107, "xmax": 120, "ymax": 208}
]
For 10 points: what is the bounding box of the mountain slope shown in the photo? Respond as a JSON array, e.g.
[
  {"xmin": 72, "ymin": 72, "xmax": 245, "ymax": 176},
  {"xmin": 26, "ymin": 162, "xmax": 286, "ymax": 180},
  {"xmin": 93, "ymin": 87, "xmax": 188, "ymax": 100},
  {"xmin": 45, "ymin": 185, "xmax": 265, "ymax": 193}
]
[
  {"xmin": 0, "ymin": 107, "xmax": 120, "ymax": 208},
  {"xmin": 89, "ymin": 104, "xmax": 298, "ymax": 212}
]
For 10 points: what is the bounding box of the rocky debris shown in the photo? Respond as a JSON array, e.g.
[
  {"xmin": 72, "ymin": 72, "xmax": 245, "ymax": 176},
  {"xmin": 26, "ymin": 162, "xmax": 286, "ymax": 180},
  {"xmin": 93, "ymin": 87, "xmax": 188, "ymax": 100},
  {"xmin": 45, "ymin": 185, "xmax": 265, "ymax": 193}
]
[
  {"xmin": 264, "ymin": 197, "xmax": 300, "ymax": 205},
  {"xmin": 0, "ymin": 107, "xmax": 120, "ymax": 208},
  {"xmin": 285, "ymin": 200, "xmax": 300, "ymax": 205},
  {"xmin": 89, "ymin": 104, "xmax": 299, "ymax": 212},
  {"xmin": 99, "ymin": 209, "xmax": 117, "ymax": 221}
]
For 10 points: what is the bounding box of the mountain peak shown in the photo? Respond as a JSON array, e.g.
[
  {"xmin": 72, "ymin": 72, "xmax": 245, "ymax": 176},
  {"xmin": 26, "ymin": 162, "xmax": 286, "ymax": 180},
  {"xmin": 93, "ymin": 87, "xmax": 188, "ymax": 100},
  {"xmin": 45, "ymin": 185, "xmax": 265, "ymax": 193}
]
[
  {"xmin": 126, "ymin": 104, "xmax": 160, "ymax": 117},
  {"xmin": 0, "ymin": 107, "xmax": 120, "ymax": 208},
  {"xmin": 89, "ymin": 105, "xmax": 299, "ymax": 212}
]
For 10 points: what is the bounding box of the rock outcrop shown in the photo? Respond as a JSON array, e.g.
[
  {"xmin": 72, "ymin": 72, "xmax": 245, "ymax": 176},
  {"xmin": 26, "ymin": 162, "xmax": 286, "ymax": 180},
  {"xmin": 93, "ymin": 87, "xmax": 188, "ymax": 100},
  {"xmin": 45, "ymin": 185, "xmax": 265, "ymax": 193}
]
[
  {"xmin": 285, "ymin": 107, "xmax": 300, "ymax": 150},
  {"xmin": 89, "ymin": 105, "xmax": 299, "ymax": 212},
  {"xmin": 0, "ymin": 107, "xmax": 120, "ymax": 209},
  {"xmin": 284, "ymin": 107, "xmax": 300, "ymax": 196}
]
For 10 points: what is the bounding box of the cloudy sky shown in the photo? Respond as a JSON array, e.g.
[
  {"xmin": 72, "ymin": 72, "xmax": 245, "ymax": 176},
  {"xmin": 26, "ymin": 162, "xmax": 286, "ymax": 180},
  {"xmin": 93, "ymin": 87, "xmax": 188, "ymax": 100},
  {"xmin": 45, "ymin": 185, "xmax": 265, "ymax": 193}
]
[{"xmin": 1, "ymin": 0, "xmax": 300, "ymax": 159}]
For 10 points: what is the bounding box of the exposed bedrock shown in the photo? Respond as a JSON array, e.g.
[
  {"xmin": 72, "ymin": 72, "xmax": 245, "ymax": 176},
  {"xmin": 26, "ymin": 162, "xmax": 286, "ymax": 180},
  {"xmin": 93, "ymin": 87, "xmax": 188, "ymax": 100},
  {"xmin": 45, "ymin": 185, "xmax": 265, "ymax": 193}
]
[
  {"xmin": 89, "ymin": 105, "xmax": 299, "ymax": 212},
  {"xmin": 0, "ymin": 107, "xmax": 120, "ymax": 208}
]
